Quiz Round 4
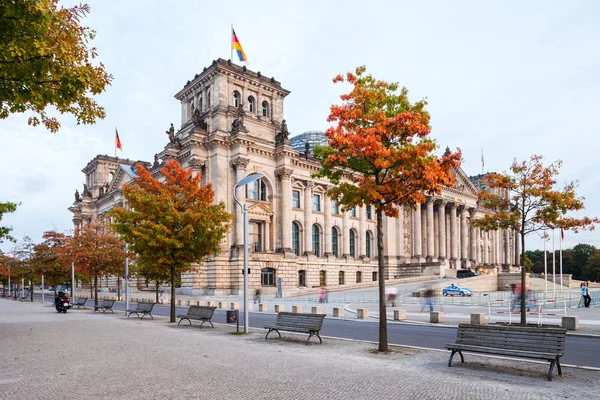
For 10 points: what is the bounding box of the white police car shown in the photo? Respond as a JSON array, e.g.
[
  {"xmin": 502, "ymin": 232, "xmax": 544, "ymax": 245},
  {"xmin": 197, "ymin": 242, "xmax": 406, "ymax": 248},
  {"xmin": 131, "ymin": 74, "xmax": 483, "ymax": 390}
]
[{"xmin": 442, "ymin": 284, "xmax": 472, "ymax": 297}]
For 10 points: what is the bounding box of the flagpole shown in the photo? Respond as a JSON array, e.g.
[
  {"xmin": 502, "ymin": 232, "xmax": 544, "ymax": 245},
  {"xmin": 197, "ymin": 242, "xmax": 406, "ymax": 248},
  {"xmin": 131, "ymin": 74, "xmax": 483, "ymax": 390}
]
[
  {"xmin": 552, "ymin": 229, "xmax": 556, "ymax": 294},
  {"xmin": 115, "ymin": 126, "xmax": 117, "ymax": 158},
  {"xmin": 559, "ymin": 231, "xmax": 563, "ymax": 291},
  {"xmin": 544, "ymin": 236, "xmax": 547, "ymax": 295},
  {"xmin": 231, "ymin": 24, "xmax": 233, "ymax": 61}
]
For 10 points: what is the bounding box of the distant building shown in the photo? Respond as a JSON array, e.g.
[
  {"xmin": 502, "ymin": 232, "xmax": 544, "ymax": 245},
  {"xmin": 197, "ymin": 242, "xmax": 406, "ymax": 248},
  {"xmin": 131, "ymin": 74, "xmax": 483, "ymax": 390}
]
[{"xmin": 70, "ymin": 58, "xmax": 520, "ymax": 295}]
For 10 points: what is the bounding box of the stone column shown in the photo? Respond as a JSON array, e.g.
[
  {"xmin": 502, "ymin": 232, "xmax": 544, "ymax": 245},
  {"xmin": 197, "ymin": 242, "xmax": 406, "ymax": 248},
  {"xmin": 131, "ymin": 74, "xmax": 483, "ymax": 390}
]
[
  {"xmin": 437, "ymin": 200, "xmax": 446, "ymax": 260},
  {"xmin": 231, "ymin": 157, "xmax": 249, "ymax": 249},
  {"xmin": 275, "ymin": 167, "xmax": 293, "ymax": 253},
  {"xmin": 342, "ymin": 210, "xmax": 350, "ymax": 257},
  {"xmin": 449, "ymin": 203, "xmax": 458, "ymax": 262},
  {"xmin": 359, "ymin": 206, "xmax": 367, "ymax": 258},
  {"xmin": 469, "ymin": 208, "xmax": 477, "ymax": 264},
  {"xmin": 426, "ymin": 198, "xmax": 435, "ymax": 260},
  {"xmin": 504, "ymin": 229, "xmax": 510, "ymax": 267},
  {"xmin": 324, "ymin": 189, "xmax": 332, "ymax": 256},
  {"xmin": 265, "ymin": 221, "xmax": 271, "ymax": 252},
  {"xmin": 460, "ymin": 206, "xmax": 468, "ymax": 264},
  {"xmin": 413, "ymin": 204, "xmax": 422, "ymax": 258},
  {"xmin": 303, "ymin": 181, "xmax": 314, "ymax": 255}
]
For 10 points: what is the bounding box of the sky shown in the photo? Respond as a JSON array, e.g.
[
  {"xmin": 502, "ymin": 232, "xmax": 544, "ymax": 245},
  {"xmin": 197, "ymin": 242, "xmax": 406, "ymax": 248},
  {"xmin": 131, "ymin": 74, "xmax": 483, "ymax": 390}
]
[{"xmin": 1, "ymin": 0, "xmax": 599, "ymax": 254}]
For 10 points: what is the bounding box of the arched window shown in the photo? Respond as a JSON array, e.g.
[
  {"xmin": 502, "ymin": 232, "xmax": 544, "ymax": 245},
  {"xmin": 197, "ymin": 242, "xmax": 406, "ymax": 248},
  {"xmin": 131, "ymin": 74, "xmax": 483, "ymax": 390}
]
[
  {"xmin": 349, "ymin": 230, "xmax": 356, "ymax": 258},
  {"xmin": 246, "ymin": 179, "xmax": 267, "ymax": 201},
  {"xmin": 298, "ymin": 270, "xmax": 306, "ymax": 287},
  {"xmin": 366, "ymin": 231, "xmax": 372, "ymax": 258},
  {"xmin": 312, "ymin": 224, "xmax": 320, "ymax": 257},
  {"xmin": 198, "ymin": 95, "xmax": 203, "ymax": 111},
  {"xmin": 331, "ymin": 227, "xmax": 338, "ymax": 257},
  {"xmin": 207, "ymin": 92, "xmax": 211, "ymax": 109},
  {"xmin": 261, "ymin": 268, "xmax": 276, "ymax": 286},
  {"xmin": 233, "ymin": 91, "xmax": 240, "ymax": 108},
  {"xmin": 248, "ymin": 96, "xmax": 255, "ymax": 113},
  {"xmin": 292, "ymin": 222, "xmax": 300, "ymax": 256},
  {"xmin": 262, "ymin": 101, "xmax": 269, "ymax": 117}
]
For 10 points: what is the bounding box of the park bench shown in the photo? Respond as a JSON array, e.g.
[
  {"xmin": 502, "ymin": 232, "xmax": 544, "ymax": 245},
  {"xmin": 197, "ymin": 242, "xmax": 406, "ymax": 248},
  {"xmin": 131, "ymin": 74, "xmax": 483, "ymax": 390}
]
[
  {"xmin": 127, "ymin": 302, "xmax": 154, "ymax": 319},
  {"xmin": 264, "ymin": 312, "xmax": 326, "ymax": 345},
  {"xmin": 71, "ymin": 298, "xmax": 88, "ymax": 309},
  {"xmin": 445, "ymin": 324, "xmax": 567, "ymax": 381},
  {"xmin": 93, "ymin": 299, "xmax": 116, "ymax": 313},
  {"xmin": 18, "ymin": 293, "xmax": 30, "ymax": 301},
  {"xmin": 177, "ymin": 305, "xmax": 216, "ymax": 328}
]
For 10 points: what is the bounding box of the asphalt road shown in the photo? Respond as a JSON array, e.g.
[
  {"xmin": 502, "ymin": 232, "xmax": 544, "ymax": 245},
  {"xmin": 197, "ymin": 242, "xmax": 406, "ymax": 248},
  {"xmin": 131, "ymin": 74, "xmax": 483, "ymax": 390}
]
[{"xmin": 41, "ymin": 297, "xmax": 600, "ymax": 369}]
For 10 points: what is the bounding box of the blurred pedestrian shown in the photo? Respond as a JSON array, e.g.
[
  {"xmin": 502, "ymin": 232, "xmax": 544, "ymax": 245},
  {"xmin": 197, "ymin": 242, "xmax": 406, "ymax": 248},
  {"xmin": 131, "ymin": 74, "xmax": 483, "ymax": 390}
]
[
  {"xmin": 253, "ymin": 288, "xmax": 262, "ymax": 304},
  {"xmin": 584, "ymin": 282, "xmax": 592, "ymax": 308},
  {"xmin": 386, "ymin": 287, "xmax": 398, "ymax": 307}
]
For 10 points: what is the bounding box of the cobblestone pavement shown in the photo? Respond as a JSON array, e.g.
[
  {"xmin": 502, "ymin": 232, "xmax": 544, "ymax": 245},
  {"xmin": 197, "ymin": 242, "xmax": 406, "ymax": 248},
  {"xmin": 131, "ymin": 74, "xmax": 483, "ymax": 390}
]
[{"xmin": 1, "ymin": 300, "xmax": 599, "ymax": 400}]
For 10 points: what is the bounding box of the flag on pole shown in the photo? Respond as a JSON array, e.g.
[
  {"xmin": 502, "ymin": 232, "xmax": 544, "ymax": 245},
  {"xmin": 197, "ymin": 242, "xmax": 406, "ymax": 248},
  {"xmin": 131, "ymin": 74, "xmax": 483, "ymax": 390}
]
[
  {"xmin": 116, "ymin": 128, "xmax": 123, "ymax": 151},
  {"xmin": 560, "ymin": 215, "xmax": 564, "ymax": 242},
  {"xmin": 231, "ymin": 27, "xmax": 248, "ymax": 62},
  {"xmin": 481, "ymin": 147, "xmax": 484, "ymax": 174}
]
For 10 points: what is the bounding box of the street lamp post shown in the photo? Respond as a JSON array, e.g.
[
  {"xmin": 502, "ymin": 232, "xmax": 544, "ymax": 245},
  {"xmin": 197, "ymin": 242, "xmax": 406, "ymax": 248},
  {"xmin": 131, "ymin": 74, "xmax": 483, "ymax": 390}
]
[{"xmin": 233, "ymin": 173, "xmax": 264, "ymax": 334}]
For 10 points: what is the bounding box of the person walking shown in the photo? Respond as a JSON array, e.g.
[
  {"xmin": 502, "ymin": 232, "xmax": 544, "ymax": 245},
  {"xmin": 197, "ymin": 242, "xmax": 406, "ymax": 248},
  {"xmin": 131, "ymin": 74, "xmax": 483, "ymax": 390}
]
[
  {"xmin": 253, "ymin": 288, "xmax": 261, "ymax": 304},
  {"xmin": 580, "ymin": 282, "xmax": 587, "ymax": 308}
]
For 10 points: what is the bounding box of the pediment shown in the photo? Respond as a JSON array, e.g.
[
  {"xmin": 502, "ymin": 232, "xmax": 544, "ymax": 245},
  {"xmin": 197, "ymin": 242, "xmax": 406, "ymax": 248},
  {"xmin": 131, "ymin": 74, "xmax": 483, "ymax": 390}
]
[
  {"xmin": 107, "ymin": 164, "xmax": 138, "ymax": 193},
  {"xmin": 247, "ymin": 203, "xmax": 273, "ymax": 217},
  {"xmin": 449, "ymin": 166, "xmax": 479, "ymax": 196}
]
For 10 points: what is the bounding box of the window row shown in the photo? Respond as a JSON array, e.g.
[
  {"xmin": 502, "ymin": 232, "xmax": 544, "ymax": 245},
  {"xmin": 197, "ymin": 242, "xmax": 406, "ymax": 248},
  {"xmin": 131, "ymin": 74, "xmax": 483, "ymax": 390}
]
[
  {"xmin": 292, "ymin": 190, "xmax": 372, "ymax": 218},
  {"xmin": 233, "ymin": 90, "xmax": 270, "ymax": 117},
  {"xmin": 291, "ymin": 223, "xmax": 374, "ymax": 259},
  {"xmin": 262, "ymin": 268, "xmax": 378, "ymax": 287}
]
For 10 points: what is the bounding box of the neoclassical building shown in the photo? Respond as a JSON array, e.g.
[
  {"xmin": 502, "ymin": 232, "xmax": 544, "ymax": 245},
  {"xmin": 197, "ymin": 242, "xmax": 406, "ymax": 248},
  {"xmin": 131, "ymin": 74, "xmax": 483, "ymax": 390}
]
[{"xmin": 69, "ymin": 59, "xmax": 520, "ymax": 295}]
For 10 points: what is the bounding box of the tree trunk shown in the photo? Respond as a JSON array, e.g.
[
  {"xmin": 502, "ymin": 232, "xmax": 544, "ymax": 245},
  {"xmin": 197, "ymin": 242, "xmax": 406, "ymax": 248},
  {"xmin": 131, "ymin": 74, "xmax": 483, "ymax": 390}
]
[
  {"xmin": 117, "ymin": 276, "xmax": 121, "ymax": 301},
  {"xmin": 376, "ymin": 208, "xmax": 388, "ymax": 352},
  {"xmin": 170, "ymin": 267, "xmax": 176, "ymax": 323},
  {"xmin": 94, "ymin": 274, "xmax": 98, "ymax": 307},
  {"xmin": 29, "ymin": 277, "xmax": 33, "ymax": 302},
  {"xmin": 155, "ymin": 281, "xmax": 159, "ymax": 304},
  {"xmin": 90, "ymin": 273, "xmax": 93, "ymax": 300},
  {"xmin": 520, "ymin": 229, "xmax": 526, "ymax": 326}
]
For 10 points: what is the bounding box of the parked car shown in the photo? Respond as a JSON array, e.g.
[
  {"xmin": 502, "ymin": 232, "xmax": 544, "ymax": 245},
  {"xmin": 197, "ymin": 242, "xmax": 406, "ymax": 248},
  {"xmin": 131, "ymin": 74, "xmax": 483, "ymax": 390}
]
[
  {"xmin": 456, "ymin": 269, "xmax": 478, "ymax": 279},
  {"xmin": 442, "ymin": 284, "xmax": 472, "ymax": 297}
]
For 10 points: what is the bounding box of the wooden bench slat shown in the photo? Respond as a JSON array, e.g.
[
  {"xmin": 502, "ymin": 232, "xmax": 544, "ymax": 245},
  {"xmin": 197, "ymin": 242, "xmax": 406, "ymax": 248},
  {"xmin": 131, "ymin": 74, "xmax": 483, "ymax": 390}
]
[
  {"xmin": 446, "ymin": 323, "xmax": 567, "ymax": 381},
  {"xmin": 264, "ymin": 312, "xmax": 326, "ymax": 345},
  {"xmin": 177, "ymin": 306, "xmax": 216, "ymax": 328}
]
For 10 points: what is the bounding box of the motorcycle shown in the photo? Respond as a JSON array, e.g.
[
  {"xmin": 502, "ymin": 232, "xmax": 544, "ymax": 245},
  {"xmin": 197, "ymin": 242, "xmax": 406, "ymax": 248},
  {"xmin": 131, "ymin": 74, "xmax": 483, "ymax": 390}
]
[{"xmin": 54, "ymin": 291, "xmax": 71, "ymax": 313}]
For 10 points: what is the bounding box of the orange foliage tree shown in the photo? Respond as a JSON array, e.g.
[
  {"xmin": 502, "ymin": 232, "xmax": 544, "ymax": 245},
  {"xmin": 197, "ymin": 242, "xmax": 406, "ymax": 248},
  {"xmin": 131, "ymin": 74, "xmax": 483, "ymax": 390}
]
[
  {"xmin": 472, "ymin": 154, "xmax": 598, "ymax": 325},
  {"xmin": 109, "ymin": 160, "xmax": 232, "ymax": 323},
  {"xmin": 314, "ymin": 66, "xmax": 462, "ymax": 352},
  {"xmin": 32, "ymin": 231, "xmax": 72, "ymax": 297},
  {"xmin": 70, "ymin": 218, "xmax": 126, "ymax": 306}
]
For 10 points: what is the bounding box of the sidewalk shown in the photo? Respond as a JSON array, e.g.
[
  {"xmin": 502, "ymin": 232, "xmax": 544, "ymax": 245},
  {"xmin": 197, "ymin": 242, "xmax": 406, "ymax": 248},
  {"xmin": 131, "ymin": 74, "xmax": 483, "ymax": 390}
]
[{"xmin": 1, "ymin": 299, "xmax": 599, "ymax": 399}]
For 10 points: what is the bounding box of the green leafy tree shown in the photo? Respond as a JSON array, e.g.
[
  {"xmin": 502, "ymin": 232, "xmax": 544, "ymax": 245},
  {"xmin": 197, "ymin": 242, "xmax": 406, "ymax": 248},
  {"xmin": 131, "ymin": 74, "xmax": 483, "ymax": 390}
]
[
  {"xmin": 314, "ymin": 66, "xmax": 461, "ymax": 351},
  {"xmin": 583, "ymin": 251, "xmax": 600, "ymax": 282},
  {"xmin": 572, "ymin": 244, "xmax": 596, "ymax": 280},
  {"xmin": 0, "ymin": 0, "xmax": 112, "ymax": 132},
  {"xmin": 110, "ymin": 160, "xmax": 232, "ymax": 322},
  {"xmin": 472, "ymin": 155, "xmax": 598, "ymax": 324},
  {"xmin": 0, "ymin": 202, "xmax": 18, "ymax": 243}
]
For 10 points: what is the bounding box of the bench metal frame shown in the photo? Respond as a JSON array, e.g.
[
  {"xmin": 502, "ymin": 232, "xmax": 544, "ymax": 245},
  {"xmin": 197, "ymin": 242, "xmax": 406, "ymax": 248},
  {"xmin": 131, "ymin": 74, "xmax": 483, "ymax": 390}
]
[
  {"xmin": 127, "ymin": 302, "xmax": 154, "ymax": 319},
  {"xmin": 93, "ymin": 299, "xmax": 116, "ymax": 313},
  {"xmin": 177, "ymin": 306, "xmax": 216, "ymax": 328},
  {"xmin": 71, "ymin": 298, "xmax": 88, "ymax": 309},
  {"xmin": 446, "ymin": 324, "xmax": 567, "ymax": 381},
  {"xmin": 264, "ymin": 312, "xmax": 326, "ymax": 345}
]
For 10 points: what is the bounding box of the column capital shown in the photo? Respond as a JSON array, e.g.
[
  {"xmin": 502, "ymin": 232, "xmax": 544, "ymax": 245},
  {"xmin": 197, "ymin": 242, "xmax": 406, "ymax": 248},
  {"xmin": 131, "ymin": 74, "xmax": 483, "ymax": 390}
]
[
  {"xmin": 230, "ymin": 157, "xmax": 250, "ymax": 170},
  {"xmin": 425, "ymin": 196, "xmax": 435, "ymax": 204},
  {"xmin": 275, "ymin": 167, "xmax": 294, "ymax": 180},
  {"xmin": 188, "ymin": 157, "xmax": 206, "ymax": 171},
  {"xmin": 435, "ymin": 198, "xmax": 447, "ymax": 207},
  {"xmin": 305, "ymin": 181, "xmax": 316, "ymax": 190}
]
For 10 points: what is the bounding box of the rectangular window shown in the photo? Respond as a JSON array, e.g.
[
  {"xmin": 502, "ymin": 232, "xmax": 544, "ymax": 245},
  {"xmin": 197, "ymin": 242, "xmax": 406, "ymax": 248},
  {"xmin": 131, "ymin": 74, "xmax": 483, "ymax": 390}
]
[
  {"xmin": 249, "ymin": 222, "xmax": 262, "ymax": 252},
  {"xmin": 246, "ymin": 180, "xmax": 258, "ymax": 200},
  {"xmin": 350, "ymin": 207, "xmax": 356, "ymax": 217},
  {"xmin": 366, "ymin": 205, "xmax": 372, "ymax": 220},
  {"xmin": 292, "ymin": 190, "xmax": 300, "ymax": 208},
  {"xmin": 313, "ymin": 194, "xmax": 321, "ymax": 211},
  {"xmin": 332, "ymin": 200, "xmax": 339, "ymax": 214},
  {"xmin": 356, "ymin": 271, "xmax": 362, "ymax": 283}
]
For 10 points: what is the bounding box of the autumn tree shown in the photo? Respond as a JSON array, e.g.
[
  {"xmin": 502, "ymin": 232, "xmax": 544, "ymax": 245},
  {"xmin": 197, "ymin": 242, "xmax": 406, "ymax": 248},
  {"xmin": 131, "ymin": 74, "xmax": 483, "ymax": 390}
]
[
  {"xmin": 0, "ymin": 201, "xmax": 18, "ymax": 242},
  {"xmin": 70, "ymin": 218, "xmax": 126, "ymax": 306},
  {"xmin": 472, "ymin": 155, "xmax": 598, "ymax": 325},
  {"xmin": 32, "ymin": 231, "xmax": 72, "ymax": 297},
  {"xmin": 110, "ymin": 160, "xmax": 232, "ymax": 322},
  {"xmin": 314, "ymin": 66, "xmax": 461, "ymax": 352},
  {"xmin": 11, "ymin": 236, "xmax": 36, "ymax": 301},
  {"xmin": 0, "ymin": 0, "xmax": 112, "ymax": 133}
]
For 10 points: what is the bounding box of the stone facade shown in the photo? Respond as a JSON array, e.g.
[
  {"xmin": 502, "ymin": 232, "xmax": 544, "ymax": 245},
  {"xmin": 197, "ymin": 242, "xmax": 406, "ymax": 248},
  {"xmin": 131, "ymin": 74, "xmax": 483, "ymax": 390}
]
[{"xmin": 69, "ymin": 58, "xmax": 520, "ymax": 295}]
